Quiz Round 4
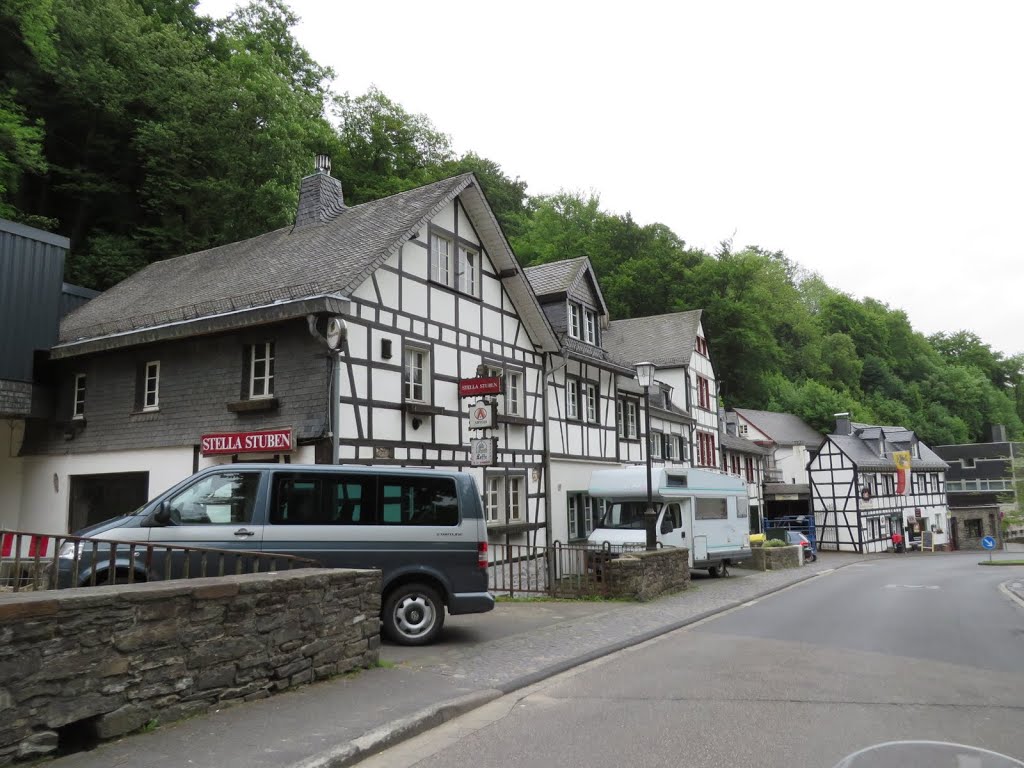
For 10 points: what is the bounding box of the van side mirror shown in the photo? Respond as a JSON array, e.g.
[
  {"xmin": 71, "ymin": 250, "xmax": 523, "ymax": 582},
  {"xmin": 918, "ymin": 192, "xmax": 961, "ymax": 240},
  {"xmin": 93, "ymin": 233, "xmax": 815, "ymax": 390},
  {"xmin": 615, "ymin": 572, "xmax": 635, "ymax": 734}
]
[{"xmin": 146, "ymin": 501, "xmax": 172, "ymax": 527}]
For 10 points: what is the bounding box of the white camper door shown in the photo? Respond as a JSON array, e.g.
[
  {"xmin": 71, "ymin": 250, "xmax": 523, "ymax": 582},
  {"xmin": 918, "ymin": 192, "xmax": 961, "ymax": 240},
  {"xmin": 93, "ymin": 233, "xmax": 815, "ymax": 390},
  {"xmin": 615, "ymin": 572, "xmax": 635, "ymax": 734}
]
[
  {"xmin": 693, "ymin": 535, "xmax": 709, "ymax": 562},
  {"xmin": 659, "ymin": 503, "xmax": 686, "ymax": 549}
]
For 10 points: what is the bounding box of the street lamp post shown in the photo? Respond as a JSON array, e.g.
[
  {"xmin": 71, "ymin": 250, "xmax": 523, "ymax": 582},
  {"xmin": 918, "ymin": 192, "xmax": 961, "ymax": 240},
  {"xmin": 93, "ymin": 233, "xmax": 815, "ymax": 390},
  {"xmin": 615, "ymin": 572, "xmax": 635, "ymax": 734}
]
[{"xmin": 635, "ymin": 361, "xmax": 657, "ymax": 551}]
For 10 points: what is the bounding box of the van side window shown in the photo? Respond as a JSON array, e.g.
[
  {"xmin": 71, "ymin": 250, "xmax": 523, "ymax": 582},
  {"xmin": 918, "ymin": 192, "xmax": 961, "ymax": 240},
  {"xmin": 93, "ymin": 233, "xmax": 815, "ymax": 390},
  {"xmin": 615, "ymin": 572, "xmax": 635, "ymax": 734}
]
[
  {"xmin": 695, "ymin": 498, "xmax": 727, "ymax": 520},
  {"xmin": 271, "ymin": 474, "xmax": 375, "ymax": 525},
  {"xmin": 379, "ymin": 476, "xmax": 459, "ymax": 526},
  {"xmin": 167, "ymin": 472, "xmax": 260, "ymax": 525}
]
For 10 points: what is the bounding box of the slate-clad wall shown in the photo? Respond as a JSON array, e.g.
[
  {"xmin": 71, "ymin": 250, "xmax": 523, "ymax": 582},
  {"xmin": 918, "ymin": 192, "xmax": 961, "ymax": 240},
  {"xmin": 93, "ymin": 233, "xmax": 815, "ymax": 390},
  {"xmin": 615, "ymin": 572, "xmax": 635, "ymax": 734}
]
[
  {"xmin": 23, "ymin": 320, "xmax": 330, "ymax": 455},
  {"xmin": 0, "ymin": 568, "xmax": 380, "ymax": 764}
]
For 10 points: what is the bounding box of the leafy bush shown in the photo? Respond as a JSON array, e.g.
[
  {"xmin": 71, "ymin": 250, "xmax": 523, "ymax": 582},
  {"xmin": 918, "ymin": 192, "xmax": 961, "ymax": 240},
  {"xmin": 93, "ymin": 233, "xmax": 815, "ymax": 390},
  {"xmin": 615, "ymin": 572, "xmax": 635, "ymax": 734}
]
[{"xmin": 763, "ymin": 538, "xmax": 789, "ymax": 548}]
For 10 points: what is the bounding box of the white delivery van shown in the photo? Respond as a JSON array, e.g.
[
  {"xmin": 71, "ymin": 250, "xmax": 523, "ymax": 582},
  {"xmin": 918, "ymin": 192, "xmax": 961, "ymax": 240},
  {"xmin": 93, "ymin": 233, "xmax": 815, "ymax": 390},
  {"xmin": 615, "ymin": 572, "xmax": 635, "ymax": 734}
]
[{"xmin": 587, "ymin": 466, "xmax": 751, "ymax": 577}]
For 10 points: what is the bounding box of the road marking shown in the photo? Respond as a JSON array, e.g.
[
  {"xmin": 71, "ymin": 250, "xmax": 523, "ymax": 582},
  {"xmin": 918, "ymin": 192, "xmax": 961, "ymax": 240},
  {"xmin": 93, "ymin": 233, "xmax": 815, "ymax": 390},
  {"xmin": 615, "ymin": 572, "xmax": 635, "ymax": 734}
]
[
  {"xmin": 742, "ymin": 600, "xmax": 759, "ymax": 607},
  {"xmin": 884, "ymin": 584, "xmax": 940, "ymax": 590}
]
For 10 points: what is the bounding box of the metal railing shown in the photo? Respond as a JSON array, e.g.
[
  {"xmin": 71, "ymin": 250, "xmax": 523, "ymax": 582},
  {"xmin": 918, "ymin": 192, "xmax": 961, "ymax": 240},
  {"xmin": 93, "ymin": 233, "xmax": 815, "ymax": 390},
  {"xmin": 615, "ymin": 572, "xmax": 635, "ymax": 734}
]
[
  {"xmin": 488, "ymin": 541, "xmax": 650, "ymax": 598},
  {"xmin": 945, "ymin": 479, "xmax": 1014, "ymax": 492},
  {"xmin": 0, "ymin": 529, "xmax": 321, "ymax": 593}
]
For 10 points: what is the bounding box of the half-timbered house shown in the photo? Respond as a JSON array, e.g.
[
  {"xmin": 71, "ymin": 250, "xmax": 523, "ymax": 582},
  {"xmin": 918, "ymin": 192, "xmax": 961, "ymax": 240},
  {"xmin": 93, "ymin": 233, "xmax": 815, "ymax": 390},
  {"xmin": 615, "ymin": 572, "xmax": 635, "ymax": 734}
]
[
  {"xmin": 809, "ymin": 415, "xmax": 950, "ymax": 552},
  {"xmin": 524, "ymin": 258, "xmax": 635, "ymax": 545},
  {"xmin": 17, "ymin": 160, "xmax": 560, "ymax": 541},
  {"xmin": 603, "ymin": 310, "xmax": 716, "ymax": 471}
]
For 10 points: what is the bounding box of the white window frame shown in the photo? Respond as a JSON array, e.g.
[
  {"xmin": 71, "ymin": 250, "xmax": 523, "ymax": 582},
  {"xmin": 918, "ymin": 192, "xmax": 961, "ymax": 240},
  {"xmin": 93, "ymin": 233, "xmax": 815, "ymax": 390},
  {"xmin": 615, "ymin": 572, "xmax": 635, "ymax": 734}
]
[
  {"xmin": 430, "ymin": 233, "xmax": 452, "ymax": 286},
  {"xmin": 616, "ymin": 399, "xmax": 624, "ymax": 437},
  {"xmin": 568, "ymin": 303, "xmax": 581, "ymax": 339},
  {"xmin": 250, "ymin": 342, "xmax": 274, "ymax": 399},
  {"xmin": 568, "ymin": 495, "xmax": 579, "ymax": 539},
  {"xmin": 584, "ymin": 308, "xmax": 597, "ymax": 345},
  {"xmin": 485, "ymin": 474, "xmax": 526, "ymax": 525},
  {"xmin": 567, "ymin": 379, "xmax": 580, "ymax": 420},
  {"xmin": 506, "ymin": 370, "xmax": 523, "ymax": 416},
  {"xmin": 485, "ymin": 477, "xmax": 501, "ymax": 523},
  {"xmin": 403, "ymin": 346, "xmax": 429, "ymax": 403},
  {"xmin": 72, "ymin": 373, "xmax": 86, "ymax": 419},
  {"xmin": 651, "ymin": 431, "xmax": 663, "ymax": 459},
  {"xmin": 584, "ymin": 382, "xmax": 598, "ymax": 423},
  {"xmin": 508, "ymin": 476, "xmax": 522, "ymax": 522},
  {"xmin": 143, "ymin": 361, "xmax": 160, "ymax": 411},
  {"xmin": 456, "ymin": 244, "xmax": 478, "ymax": 295}
]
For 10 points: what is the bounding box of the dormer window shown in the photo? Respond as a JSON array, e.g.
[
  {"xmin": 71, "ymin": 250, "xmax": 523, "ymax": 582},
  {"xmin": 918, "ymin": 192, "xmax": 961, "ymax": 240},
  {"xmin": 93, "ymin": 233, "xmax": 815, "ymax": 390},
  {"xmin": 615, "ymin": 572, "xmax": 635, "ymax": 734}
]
[
  {"xmin": 568, "ymin": 303, "xmax": 581, "ymax": 339},
  {"xmin": 695, "ymin": 336, "xmax": 708, "ymax": 356},
  {"xmin": 584, "ymin": 308, "xmax": 597, "ymax": 345}
]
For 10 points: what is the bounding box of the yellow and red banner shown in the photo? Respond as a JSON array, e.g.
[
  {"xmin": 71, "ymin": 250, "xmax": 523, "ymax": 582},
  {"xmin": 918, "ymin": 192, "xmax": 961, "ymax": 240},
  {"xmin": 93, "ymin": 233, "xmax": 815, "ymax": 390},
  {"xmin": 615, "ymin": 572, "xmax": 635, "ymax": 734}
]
[{"xmin": 893, "ymin": 451, "xmax": 911, "ymax": 495}]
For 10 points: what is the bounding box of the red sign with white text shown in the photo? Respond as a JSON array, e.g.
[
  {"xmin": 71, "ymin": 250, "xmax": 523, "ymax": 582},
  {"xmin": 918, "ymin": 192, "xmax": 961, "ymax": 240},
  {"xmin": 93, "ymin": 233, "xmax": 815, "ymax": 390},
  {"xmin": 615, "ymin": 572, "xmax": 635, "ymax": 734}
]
[
  {"xmin": 200, "ymin": 429, "xmax": 293, "ymax": 456},
  {"xmin": 459, "ymin": 377, "xmax": 502, "ymax": 397}
]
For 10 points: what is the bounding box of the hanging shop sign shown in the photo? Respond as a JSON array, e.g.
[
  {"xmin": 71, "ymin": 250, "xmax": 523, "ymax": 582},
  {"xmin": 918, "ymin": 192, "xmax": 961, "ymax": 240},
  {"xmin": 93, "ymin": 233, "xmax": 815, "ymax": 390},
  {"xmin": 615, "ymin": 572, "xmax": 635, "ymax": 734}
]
[
  {"xmin": 470, "ymin": 437, "xmax": 498, "ymax": 467},
  {"xmin": 468, "ymin": 401, "xmax": 496, "ymax": 430},
  {"xmin": 200, "ymin": 428, "xmax": 293, "ymax": 456},
  {"xmin": 459, "ymin": 377, "xmax": 502, "ymax": 398}
]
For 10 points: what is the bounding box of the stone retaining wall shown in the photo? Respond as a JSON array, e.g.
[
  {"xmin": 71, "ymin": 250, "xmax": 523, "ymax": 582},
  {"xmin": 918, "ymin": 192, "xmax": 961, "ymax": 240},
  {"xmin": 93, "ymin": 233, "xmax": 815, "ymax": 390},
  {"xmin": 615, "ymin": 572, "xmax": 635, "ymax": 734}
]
[
  {"xmin": 607, "ymin": 548, "xmax": 690, "ymax": 600},
  {"xmin": 0, "ymin": 568, "xmax": 380, "ymax": 764},
  {"xmin": 748, "ymin": 544, "xmax": 802, "ymax": 571}
]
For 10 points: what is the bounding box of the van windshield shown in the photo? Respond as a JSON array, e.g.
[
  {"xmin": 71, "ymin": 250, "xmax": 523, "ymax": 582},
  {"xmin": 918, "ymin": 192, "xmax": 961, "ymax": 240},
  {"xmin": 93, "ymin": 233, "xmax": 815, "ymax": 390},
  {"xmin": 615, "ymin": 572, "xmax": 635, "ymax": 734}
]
[{"xmin": 597, "ymin": 501, "xmax": 661, "ymax": 530}]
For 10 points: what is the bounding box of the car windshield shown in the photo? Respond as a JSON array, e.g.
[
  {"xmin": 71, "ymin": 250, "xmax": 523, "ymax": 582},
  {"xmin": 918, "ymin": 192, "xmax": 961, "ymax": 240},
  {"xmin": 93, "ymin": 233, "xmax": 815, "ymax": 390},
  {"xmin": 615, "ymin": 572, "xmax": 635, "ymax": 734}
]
[{"xmin": 598, "ymin": 501, "xmax": 661, "ymax": 530}]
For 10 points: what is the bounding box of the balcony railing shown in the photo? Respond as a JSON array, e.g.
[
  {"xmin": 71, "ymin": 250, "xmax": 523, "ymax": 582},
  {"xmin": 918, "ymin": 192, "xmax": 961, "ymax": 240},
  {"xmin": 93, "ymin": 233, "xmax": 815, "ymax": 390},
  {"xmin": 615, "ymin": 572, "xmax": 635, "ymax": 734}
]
[{"xmin": 945, "ymin": 479, "xmax": 1015, "ymax": 493}]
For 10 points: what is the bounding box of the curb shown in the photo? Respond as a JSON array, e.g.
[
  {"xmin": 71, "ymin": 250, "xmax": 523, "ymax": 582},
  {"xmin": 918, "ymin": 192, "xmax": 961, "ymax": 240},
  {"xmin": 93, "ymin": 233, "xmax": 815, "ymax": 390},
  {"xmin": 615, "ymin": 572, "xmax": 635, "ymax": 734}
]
[
  {"xmin": 289, "ymin": 689, "xmax": 503, "ymax": 768},
  {"xmin": 998, "ymin": 581, "xmax": 1024, "ymax": 610},
  {"xmin": 291, "ymin": 560, "xmax": 865, "ymax": 768}
]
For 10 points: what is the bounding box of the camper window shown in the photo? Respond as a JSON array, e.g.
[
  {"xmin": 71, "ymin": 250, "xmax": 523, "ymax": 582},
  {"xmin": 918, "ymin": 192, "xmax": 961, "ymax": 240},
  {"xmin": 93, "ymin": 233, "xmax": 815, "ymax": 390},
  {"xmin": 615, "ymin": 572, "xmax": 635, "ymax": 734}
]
[
  {"xmin": 695, "ymin": 498, "xmax": 727, "ymax": 520},
  {"xmin": 599, "ymin": 501, "xmax": 659, "ymax": 530}
]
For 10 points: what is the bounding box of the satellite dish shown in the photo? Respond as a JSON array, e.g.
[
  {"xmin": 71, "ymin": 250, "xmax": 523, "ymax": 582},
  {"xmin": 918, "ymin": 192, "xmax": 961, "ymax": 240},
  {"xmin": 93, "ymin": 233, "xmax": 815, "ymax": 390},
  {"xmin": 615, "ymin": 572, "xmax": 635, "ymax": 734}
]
[{"xmin": 325, "ymin": 316, "xmax": 346, "ymax": 350}]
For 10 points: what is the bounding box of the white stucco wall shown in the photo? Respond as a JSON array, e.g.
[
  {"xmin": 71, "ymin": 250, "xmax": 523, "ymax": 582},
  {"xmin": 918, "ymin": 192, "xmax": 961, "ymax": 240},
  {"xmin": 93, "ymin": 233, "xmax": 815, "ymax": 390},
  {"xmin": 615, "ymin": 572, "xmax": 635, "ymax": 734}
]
[{"xmin": 0, "ymin": 419, "xmax": 26, "ymax": 530}]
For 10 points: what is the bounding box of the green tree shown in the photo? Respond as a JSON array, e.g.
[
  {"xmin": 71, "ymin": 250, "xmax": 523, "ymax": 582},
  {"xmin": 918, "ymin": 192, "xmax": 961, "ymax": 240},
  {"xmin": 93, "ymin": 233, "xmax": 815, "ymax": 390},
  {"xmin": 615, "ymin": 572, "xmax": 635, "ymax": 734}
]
[{"xmin": 333, "ymin": 86, "xmax": 453, "ymax": 204}]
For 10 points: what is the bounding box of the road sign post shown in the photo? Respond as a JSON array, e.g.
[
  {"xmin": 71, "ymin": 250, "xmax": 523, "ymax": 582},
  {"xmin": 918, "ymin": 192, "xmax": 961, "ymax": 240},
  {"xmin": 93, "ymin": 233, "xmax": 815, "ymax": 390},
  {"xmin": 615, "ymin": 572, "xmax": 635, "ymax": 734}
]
[{"xmin": 982, "ymin": 535, "xmax": 996, "ymax": 563}]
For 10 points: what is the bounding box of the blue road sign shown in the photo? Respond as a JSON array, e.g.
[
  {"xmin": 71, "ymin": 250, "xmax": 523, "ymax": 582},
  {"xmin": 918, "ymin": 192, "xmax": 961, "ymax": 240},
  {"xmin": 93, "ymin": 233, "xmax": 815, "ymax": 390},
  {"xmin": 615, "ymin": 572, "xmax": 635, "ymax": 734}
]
[{"xmin": 981, "ymin": 536, "xmax": 996, "ymax": 550}]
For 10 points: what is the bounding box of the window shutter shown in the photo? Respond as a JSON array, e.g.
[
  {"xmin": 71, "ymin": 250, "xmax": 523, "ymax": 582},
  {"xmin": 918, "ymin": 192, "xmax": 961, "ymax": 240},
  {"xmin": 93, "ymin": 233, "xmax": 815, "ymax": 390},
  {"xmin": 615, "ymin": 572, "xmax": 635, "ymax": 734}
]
[
  {"xmin": 134, "ymin": 363, "xmax": 145, "ymax": 411},
  {"xmin": 241, "ymin": 345, "xmax": 252, "ymax": 399}
]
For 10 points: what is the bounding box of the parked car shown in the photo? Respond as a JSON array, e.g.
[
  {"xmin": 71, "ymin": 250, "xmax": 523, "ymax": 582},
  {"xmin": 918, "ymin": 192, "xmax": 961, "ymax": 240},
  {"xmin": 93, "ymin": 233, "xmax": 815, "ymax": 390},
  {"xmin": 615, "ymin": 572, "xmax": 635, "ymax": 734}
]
[
  {"xmin": 58, "ymin": 464, "xmax": 494, "ymax": 646},
  {"xmin": 785, "ymin": 530, "xmax": 817, "ymax": 562}
]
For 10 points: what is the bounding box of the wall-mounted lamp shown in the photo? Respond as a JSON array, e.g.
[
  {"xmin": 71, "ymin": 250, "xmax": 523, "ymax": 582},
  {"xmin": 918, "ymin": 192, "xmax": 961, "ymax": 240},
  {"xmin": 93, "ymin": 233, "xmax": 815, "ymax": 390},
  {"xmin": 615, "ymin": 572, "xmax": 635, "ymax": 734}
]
[
  {"xmin": 411, "ymin": 417, "xmax": 422, "ymax": 430},
  {"xmin": 381, "ymin": 339, "xmax": 393, "ymax": 359}
]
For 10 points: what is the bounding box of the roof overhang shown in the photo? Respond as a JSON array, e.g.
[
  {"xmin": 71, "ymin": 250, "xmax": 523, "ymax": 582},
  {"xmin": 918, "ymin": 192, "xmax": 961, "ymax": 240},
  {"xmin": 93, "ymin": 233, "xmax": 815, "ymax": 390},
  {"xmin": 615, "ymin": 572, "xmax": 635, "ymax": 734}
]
[{"xmin": 51, "ymin": 295, "xmax": 350, "ymax": 359}]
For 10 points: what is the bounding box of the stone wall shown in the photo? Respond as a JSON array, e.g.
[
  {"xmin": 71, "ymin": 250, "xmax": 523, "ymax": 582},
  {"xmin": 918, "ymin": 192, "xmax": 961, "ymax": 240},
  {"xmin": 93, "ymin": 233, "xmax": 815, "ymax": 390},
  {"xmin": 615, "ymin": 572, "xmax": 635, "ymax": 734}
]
[
  {"xmin": 0, "ymin": 568, "xmax": 380, "ymax": 764},
  {"xmin": 748, "ymin": 544, "xmax": 802, "ymax": 571},
  {"xmin": 606, "ymin": 548, "xmax": 690, "ymax": 601}
]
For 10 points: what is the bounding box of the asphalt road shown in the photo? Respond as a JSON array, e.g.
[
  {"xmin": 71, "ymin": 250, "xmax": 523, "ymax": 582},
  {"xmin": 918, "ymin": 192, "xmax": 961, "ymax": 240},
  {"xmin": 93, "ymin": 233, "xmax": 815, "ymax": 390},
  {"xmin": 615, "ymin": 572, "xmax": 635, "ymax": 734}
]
[{"xmin": 359, "ymin": 555, "xmax": 1024, "ymax": 768}]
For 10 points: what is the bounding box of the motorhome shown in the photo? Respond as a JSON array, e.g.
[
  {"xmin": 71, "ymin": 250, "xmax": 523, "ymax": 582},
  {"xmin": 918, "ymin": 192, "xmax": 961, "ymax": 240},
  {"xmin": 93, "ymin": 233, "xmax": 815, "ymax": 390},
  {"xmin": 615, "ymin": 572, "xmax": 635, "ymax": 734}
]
[{"xmin": 587, "ymin": 465, "xmax": 751, "ymax": 576}]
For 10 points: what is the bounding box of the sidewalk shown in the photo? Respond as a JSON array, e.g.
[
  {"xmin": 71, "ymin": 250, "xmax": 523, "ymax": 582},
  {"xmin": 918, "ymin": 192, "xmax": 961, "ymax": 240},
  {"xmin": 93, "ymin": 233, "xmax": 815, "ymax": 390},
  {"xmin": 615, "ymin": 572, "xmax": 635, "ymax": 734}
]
[{"xmin": 41, "ymin": 553, "xmax": 874, "ymax": 768}]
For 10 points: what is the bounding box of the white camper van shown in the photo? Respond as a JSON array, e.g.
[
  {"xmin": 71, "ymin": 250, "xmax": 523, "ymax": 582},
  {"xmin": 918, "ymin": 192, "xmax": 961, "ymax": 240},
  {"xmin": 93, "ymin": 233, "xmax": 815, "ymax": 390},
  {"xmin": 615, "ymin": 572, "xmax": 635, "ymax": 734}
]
[{"xmin": 587, "ymin": 466, "xmax": 751, "ymax": 576}]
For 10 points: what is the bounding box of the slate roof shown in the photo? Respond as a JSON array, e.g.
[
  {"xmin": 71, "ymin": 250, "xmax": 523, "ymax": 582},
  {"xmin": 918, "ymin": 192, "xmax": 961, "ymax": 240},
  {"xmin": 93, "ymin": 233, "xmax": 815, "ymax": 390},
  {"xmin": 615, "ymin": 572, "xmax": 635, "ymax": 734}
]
[
  {"xmin": 732, "ymin": 408, "xmax": 823, "ymax": 447},
  {"xmin": 602, "ymin": 310, "xmax": 703, "ymax": 368},
  {"xmin": 721, "ymin": 432, "xmax": 771, "ymax": 456},
  {"xmin": 57, "ymin": 173, "xmax": 559, "ymax": 354},
  {"xmin": 827, "ymin": 423, "xmax": 949, "ymax": 471},
  {"xmin": 524, "ymin": 256, "xmax": 610, "ymax": 317},
  {"xmin": 524, "ymin": 258, "xmax": 588, "ymax": 296}
]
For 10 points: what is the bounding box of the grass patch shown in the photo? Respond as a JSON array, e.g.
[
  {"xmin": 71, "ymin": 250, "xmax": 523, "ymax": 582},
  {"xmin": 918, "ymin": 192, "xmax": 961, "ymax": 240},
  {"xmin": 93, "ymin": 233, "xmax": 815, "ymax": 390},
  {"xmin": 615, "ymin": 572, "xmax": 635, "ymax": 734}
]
[
  {"xmin": 375, "ymin": 658, "xmax": 397, "ymax": 669},
  {"xmin": 979, "ymin": 560, "xmax": 1024, "ymax": 566}
]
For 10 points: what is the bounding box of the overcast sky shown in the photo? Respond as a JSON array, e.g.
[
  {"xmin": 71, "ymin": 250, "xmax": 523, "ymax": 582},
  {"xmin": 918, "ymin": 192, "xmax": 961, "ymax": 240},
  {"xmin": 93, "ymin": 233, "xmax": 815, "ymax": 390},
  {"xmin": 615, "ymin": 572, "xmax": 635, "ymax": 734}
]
[{"xmin": 200, "ymin": 0, "xmax": 1024, "ymax": 358}]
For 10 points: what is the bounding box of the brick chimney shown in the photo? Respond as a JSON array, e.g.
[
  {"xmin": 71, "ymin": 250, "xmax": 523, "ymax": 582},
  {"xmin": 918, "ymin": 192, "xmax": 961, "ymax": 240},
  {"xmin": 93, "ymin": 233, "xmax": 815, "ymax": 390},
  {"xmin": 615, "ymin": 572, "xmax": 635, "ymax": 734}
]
[{"xmin": 294, "ymin": 155, "xmax": 345, "ymax": 228}]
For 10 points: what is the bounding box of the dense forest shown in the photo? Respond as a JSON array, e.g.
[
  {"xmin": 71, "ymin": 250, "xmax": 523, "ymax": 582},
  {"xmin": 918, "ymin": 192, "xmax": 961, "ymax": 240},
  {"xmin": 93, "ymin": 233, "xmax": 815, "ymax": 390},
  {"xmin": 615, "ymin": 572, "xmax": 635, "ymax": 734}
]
[{"xmin": 2, "ymin": 0, "xmax": 1022, "ymax": 445}]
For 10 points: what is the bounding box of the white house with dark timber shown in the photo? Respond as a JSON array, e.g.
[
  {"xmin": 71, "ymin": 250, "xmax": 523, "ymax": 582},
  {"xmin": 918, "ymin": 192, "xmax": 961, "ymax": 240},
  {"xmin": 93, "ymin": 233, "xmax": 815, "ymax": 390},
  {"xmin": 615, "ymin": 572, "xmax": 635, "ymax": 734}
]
[
  {"xmin": 809, "ymin": 415, "xmax": 950, "ymax": 553},
  {"xmin": 603, "ymin": 310, "xmax": 718, "ymax": 472},
  {"xmin": 17, "ymin": 159, "xmax": 560, "ymax": 543},
  {"xmin": 727, "ymin": 408, "xmax": 823, "ymax": 529},
  {"xmin": 524, "ymin": 258, "xmax": 636, "ymax": 545}
]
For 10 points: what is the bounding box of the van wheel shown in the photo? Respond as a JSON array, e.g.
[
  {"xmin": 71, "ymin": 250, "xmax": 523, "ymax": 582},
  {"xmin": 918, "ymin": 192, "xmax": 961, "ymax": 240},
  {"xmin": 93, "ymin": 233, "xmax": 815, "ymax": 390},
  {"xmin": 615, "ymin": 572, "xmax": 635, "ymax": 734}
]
[
  {"xmin": 707, "ymin": 564, "xmax": 723, "ymax": 578},
  {"xmin": 382, "ymin": 583, "xmax": 445, "ymax": 646}
]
